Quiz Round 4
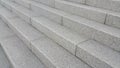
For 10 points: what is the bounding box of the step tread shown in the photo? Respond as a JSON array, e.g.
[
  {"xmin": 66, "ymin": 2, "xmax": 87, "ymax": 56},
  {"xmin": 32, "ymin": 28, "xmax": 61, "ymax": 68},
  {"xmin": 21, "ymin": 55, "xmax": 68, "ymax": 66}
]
[
  {"xmin": 0, "ymin": 36, "xmax": 47, "ymax": 68},
  {"xmin": 55, "ymin": 0, "xmax": 106, "ymax": 23},
  {"xmin": 0, "ymin": 19, "xmax": 14, "ymax": 39},
  {"xmin": 85, "ymin": 0, "xmax": 120, "ymax": 12},
  {"xmin": 31, "ymin": 37, "xmax": 91, "ymax": 68},
  {"xmin": 14, "ymin": 0, "xmax": 31, "ymax": 8},
  {"xmin": 77, "ymin": 40, "xmax": 120, "ymax": 68},
  {"xmin": 0, "ymin": 5, "xmax": 16, "ymax": 18},
  {"xmin": 0, "ymin": 43, "xmax": 11, "ymax": 68},
  {"xmin": 9, "ymin": 17, "xmax": 45, "ymax": 41}
]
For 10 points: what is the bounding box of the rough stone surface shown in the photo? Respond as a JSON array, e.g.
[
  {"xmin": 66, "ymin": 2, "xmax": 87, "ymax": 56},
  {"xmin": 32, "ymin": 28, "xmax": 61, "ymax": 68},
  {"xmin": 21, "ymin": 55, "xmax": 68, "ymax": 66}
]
[
  {"xmin": 0, "ymin": 20, "xmax": 14, "ymax": 39},
  {"xmin": 55, "ymin": 0, "xmax": 106, "ymax": 23},
  {"xmin": 31, "ymin": 37, "xmax": 90, "ymax": 68},
  {"xmin": 106, "ymin": 13, "xmax": 120, "ymax": 29},
  {"xmin": 76, "ymin": 40, "xmax": 120, "ymax": 68},
  {"xmin": 0, "ymin": 0, "xmax": 120, "ymax": 68},
  {"xmin": 86, "ymin": 0, "xmax": 120, "ymax": 12},
  {"xmin": 31, "ymin": 17, "xmax": 88, "ymax": 55},
  {"xmin": 0, "ymin": 36, "xmax": 47, "ymax": 68},
  {"xmin": 0, "ymin": 45, "xmax": 12, "ymax": 68},
  {"xmin": 65, "ymin": 0, "xmax": 85, "ymax": 4}
]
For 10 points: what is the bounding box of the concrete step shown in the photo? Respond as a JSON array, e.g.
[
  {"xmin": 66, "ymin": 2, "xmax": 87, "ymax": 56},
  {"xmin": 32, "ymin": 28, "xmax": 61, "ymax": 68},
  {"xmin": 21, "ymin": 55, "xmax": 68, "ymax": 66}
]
[
  {"xmin": 30, "ymin": 37, "xmax": 90, "ymax": 68},
  {"xmin": 0, "ymin": 45, "xmax": 12, "ymax": 68},
  {"xmin": 0, "ymin": 18, "xmax": 47, "ymax": 68},
  {"xmin": 0, "ymin": 6, "xmax": 91, "ymax": 68},
  {"xmin": 0, "ymin": 0, "xmax": 37, "ymax": 23},
  {"xmin": 13, "ymin": 0, "xmax": 55, "ymax": 8},
  {"xmin": 4, "ymin": 4, "xmax": 119, "ymax": 68},
  {"xmin": 86, "ymin": 0, "xmax": 120, "ymax": 12},
  {"xmin": 0, "ymin": 0, "xmax": 12, "ymax": 11},
  {"xmin": 55, "ymin": 0, "xmax": 106, "ymax": 24},
  {"xmin": 1, "ymin": 3, "xmax": 89, "ymax": 55},
  {"xmin": 30, "ymin": 0, "xmax": 55, "ymax": 7},
  {"xmin": 0, "ymin": 19, "xmax": 14, "ymax": 68},
  {"xmin": 65, "ymin": 0, "xmax": 120, "ymax": 12},
  {"xmin": 0, "ymin": 0, "xmax": 90, "ymax": 55},
  {"xmin": 0, "ymin": 1, "xmax": 120, "ymax": 68},
  {"xmin": 55, "ymin": 0, "xmax": 120, "ymax": 29},
  {"xmin": 0, "ymin": 36, "xmax": 47, "ymax": 68},
  {"xmin": 13, "ymin": 0, "xmax": 31, "ymax": 9},
  {"xmin": 2, "ymin": 0, "xmax": 120, "ymax": 52},
  {"xmin": 65, "ymin": 0, "xmax": 85, "ymax": 4},
  {"xmin": 0, "ymin": 19, "xmax": 14, "ymax": 40},
  {"xmin": 14, "ymin": 0, "xmax": 120, "ymax": 29},
  {"xmin": 76, "ymin": 40, "xmax": 120, "ymax": 68},
  {"xmin": 0, "ymin": 11, "xmax": 45, "ymax": 47},
  {"xmin": 9, "ymin": 0, "xmax": 66, "ymax": 24},
  {"xmin": 32, "ymin": 16, "xmax": 88, "ymax": 55}
]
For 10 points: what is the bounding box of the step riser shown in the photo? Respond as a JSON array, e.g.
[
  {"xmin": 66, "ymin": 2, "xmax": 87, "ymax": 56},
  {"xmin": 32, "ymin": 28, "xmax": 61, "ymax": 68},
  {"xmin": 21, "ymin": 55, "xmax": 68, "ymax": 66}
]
[
  {"xmin": 86, "ymin": 0, "xmax": 120, "ymax": 12},
  {"xmin": 13, "ymin": 8, "xmax": 31, "ymax": 23},
  {"xmin": 65, "ymin": 0, "xmax": 85, "ymax": 4},
  {"xmin": 63, "ymin": 18, "xmax": 96, "ymax": 39},
  {"xmin": 55, "ymin": 0, "xmax": 106, "ymax": 24},
  {"xmin": 9, "ymin": 23, "xmax": 31, "ymax": 47},
  {"xmin": 76, "ymin": 46, "xmax": 112, "ymax": 68},
  {"xmin": 105, "ymin": 14, "xmax": 120, "ymax": 29},
  {"xmin": 31, "ymin": 5, "xmax": 62, "ymax": 24},
  {"xmin": 30, "ymin": 41, "xmax": 57, "ymax": 68},
  {"xmin": 0, "ymin": 45, "xmax": 13, "ymax": 68},
  {"xmin": 76, "ymin": 40, "xmax": 120, "ymax": 68},
  {"xmin": 66, "ymin": 0, "xmax": 120, "ymax": 12},
  {"xmin": 14, "ymin": 0, "xmax": 31, "ymax": 9},
  {"xmin": 33, "ymin": 0, "xmax": 55, "ymax": 7},
  {"xmin": 0, "ymin": 0, "xmax": 12, "ymax": 11}
]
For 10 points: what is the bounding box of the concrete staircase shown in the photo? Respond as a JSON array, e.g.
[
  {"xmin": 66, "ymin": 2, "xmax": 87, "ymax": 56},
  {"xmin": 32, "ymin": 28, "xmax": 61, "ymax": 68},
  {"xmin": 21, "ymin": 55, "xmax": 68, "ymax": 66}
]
[{"xmin": 0, "ymin": 0, "xmax": 120, "ymax": 68}]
